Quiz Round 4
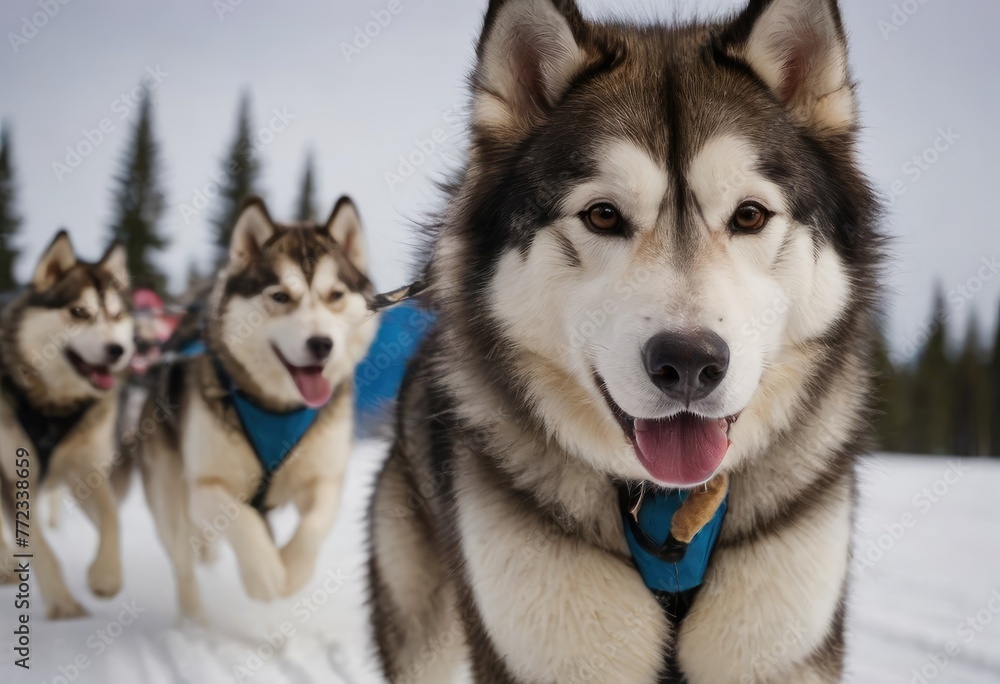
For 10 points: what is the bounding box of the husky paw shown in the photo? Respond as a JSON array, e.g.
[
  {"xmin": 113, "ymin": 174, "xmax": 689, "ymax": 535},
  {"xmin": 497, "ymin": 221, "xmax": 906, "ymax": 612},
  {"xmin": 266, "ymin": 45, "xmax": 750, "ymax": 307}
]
[
  {"xmin": 0, "ymin": 558, "xmax": 19, "ymax": 584},
  {"xmin": 178, "ymin": 578, "xmax": 203, "ymax": 619},
  {"xmin": 280, "ymin": 541, "xmax": 317, "ymax": 597},
  {"xmin": 46, "ymin": 596, "xmax": 89, "ymax": 620},
  {"xmin": 239, "ymin": 550, "xmax": 287, "ymax": 602},
  {"xmin": 88, "ymin": 556, "xmax": 123, "ymax": 598}
]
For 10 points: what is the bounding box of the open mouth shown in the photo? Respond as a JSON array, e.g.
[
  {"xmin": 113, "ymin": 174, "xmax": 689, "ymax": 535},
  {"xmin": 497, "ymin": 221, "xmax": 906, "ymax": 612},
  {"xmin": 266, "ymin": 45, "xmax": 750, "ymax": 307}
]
[
  {"xmin": 66, "ymin": 350, "xmax": 116, "ymax": 391},
  {"xmin": 596, "ymin": 373, "xmax": 739, "ymax": 487},
  {"xmin": 271, "ymin": 345, "xmax": 332, "ymax": 408}
]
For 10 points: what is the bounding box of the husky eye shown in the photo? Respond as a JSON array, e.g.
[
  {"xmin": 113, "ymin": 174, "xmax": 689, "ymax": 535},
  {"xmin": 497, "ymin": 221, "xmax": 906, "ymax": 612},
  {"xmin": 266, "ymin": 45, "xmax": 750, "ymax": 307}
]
[
  {"xmin": 328, "ymin": 290, "xmax": 345, "ymax": 303},
  {"xmin": 270, "ymin": 292, "xmax": 290, "ymax": 304},
  {"xmin": 730, "ymin": 201, "xmax": 770, "ymax": 234},
  {"xmin": 582, "ymin": 203, "xmax": 623, "ymax": 234},
  {"xmin": 69, "ymin": 306, "xmax": 90, "ymax": 320}
]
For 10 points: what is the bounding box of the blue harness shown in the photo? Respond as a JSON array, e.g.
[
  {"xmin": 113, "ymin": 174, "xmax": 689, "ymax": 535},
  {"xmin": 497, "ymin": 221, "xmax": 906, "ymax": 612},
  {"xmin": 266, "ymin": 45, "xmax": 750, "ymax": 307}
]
[
  {"xmin": 622, "ymin": 486, "xmax": 728, "ymax": 595},
  {"xmin": 177, "ymin": 341, "xmax": 320, "ymax": 497}
]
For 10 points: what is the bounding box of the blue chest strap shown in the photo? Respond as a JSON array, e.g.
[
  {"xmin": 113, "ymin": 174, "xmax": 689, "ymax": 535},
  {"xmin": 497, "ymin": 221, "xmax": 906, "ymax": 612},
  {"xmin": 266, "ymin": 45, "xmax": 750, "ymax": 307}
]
[
  {"xmin": 176, "ymin": 340, "xmax": 319, "ymax": 476},
  {"xmin": 228, "ymin": 390, "xmax": 319, "ymax": 474},
  {"xmin": 622, "ymin": 486, "xmax": 728, "ymax": 595}
]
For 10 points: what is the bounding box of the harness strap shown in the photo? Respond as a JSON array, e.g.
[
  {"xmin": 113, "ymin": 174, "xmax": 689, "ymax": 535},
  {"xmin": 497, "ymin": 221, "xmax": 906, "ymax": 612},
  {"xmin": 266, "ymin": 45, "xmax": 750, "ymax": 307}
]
[
  {"xmin": 173, "ymin": 342, "xmax": 326, "ymax": 513},
  {"xmin": 367, "ymin": 279, "xmax": 426, "ymax": 312},
  {"xmin": 1, "ymin": 377, "xmax": 93, "ymax": 480},
  {"xmin": 620, "ymin": 483, "xmax": 727, "ymax": 598}
]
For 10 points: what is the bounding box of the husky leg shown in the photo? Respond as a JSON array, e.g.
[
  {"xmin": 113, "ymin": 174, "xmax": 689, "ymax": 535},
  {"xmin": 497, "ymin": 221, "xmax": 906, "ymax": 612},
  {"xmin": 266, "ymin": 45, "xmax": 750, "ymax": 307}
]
[
  {"xmin": 369, "ymin": 454, "xmax": 465, "ymax": 684},
  {"xmin": 190, "ymin": 480, "xmax": 285, "ymax": 602},
  {"xmin": 48, "ymin": 486, "xmax": 63, "ymax": 528},
  {"xmin": 150, "ymin": 501, "xmax": 201, "ymax": 618},
  {"xmin": 33, "ymin": 517, "xmax": 87, "ymax": 619},
  {"xmin": 0, "ymin": 472, "xmax": 84, "ymax": 616},
  {"xmin": 0, "ymin": 481, "xmax": 17, "ymax": 584},
  {"xmin": 143, "ymin": 447, "xmax": 202, "ymax": 618},
  {"xmin": 167, "ymin": 510, "xmax": 201, "ymax": 619},
  {"xmin": 78, "ymin": 473, "xmax": 123, "ymax": 598},
  {"xmin": 280, "ymin": 478, "xmax": 342, "ymax": 596}
]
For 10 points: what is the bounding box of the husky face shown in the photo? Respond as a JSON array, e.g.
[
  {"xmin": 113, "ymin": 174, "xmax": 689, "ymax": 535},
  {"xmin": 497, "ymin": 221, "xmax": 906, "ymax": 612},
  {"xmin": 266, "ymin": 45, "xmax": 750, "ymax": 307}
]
[
  {"xmin": 436, "ymin": 0, "xmax": 880, "ymax": 488},
  {"xmin": 211, "ymin": 198, "xmax": 377, "ymax": 410},
  {"xmin": 2, "ymin": 231, "xmax": 134, "ymax": 402}
]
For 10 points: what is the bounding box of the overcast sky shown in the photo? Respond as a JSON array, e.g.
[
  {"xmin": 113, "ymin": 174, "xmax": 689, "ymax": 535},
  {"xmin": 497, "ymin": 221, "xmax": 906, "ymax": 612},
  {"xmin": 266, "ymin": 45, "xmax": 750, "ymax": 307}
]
[{"xmin": 1, "ymin": 0, "xmax": 997, "ymax": 359}]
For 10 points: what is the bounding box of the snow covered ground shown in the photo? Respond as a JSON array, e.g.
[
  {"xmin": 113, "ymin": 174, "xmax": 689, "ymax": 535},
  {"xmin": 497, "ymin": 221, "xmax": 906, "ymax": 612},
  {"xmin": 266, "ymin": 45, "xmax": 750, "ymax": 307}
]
[{"xmin": 2, "ymin": 445, "xmax": 999, "ymax": 684}]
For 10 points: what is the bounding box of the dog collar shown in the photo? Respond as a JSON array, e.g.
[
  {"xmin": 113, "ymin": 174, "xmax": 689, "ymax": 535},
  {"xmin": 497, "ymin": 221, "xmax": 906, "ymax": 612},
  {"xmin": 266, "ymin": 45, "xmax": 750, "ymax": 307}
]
[{"xmin": 621, "ymin": 483, "xmax": 727, "ymax": 595}]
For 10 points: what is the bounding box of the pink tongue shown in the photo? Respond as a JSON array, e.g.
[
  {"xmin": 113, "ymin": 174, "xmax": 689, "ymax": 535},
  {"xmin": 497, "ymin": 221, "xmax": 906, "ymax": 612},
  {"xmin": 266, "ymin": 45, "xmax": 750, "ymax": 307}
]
[
  {"xmin": 633, "ymin": 413, "xmax": 729, "ymax": 486},
  {"xmin": 290, "ymin": 369, "xmax": 332, "ymax": 408},
  {"xmin": 90, "ymin": 370, "xmax": 116, "ymax": 391}
]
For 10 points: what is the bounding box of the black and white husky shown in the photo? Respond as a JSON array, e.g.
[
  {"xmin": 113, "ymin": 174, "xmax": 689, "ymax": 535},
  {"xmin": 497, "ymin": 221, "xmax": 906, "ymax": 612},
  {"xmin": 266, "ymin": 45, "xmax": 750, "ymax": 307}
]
[
  {"xmin": 0, "ymin": 232, "xmax": 134, "ymax": 618},
  {"xmin": 368, "ymin": 0, "xmax": 883, "ymax": 681},
  {"xmin": 138, "ymin": 197, "xmax": 377, "ymax": 617}
]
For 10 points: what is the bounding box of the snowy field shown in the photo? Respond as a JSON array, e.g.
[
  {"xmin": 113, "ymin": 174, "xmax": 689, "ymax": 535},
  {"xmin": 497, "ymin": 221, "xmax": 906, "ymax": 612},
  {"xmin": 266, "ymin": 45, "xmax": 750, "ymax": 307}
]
[{"xmin": 2, "ymin": 444, "xmax": 999, "ymax": 684}]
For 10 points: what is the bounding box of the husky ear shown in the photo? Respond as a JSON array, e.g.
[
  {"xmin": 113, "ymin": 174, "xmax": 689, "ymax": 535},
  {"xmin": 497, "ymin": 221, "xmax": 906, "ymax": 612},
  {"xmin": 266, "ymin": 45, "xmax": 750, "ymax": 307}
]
[
  {"xmin": 324, "ymin": 196, "xmax": 367, "ymax": 272},
  {"xmin": 229, "ymin": 198, "xmax": 276, "ymax": 265},
  {"xmin": 725, "ymin": 0, "xmax": 855, "ymax": 134},
  {"xmin": 33, "ymin": 230, "xmax": 77, "ymax": 291},
  {"xmin": 98, "ymin": 241, "xmax": 130, "ymax": 290},
  {"xmin": 473, "ymin": 0, "xmax": 596, "ymax": 138}
]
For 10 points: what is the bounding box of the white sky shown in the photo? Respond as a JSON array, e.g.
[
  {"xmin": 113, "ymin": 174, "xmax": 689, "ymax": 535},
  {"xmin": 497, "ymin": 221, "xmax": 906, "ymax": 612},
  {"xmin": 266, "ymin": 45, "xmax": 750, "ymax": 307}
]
[{"xmin": 1, "ymin": 0, "xmax": 998, "ymax": 359}]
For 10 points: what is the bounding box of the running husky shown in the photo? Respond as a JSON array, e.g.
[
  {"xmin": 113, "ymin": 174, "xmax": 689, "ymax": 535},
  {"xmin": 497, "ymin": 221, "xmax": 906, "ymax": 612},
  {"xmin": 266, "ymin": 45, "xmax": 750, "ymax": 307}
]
[
  {"xmin": 368, "ymin": 0, "xmax": 883, "ymax": 681},
  {"xmin": 139, "ymin": 197, "xmax": 377, "ymax": 617},
  {"xmin": 0, "ymin": 232, "xmax": 134, "ymax": 618}
]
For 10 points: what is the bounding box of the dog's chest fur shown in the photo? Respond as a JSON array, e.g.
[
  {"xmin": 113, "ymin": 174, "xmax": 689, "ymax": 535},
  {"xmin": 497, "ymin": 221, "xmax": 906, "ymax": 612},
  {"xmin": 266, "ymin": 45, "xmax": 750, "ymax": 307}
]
[
  {"xmin": 175, "ymin": 356, "xmax": 353, "ymax": 509},
  {"xmin": 0, "ymin": 390, "xmax": 118, "ymax": 486},
  {"xmin": 390, "ymin": 337, "xmax": 854, "ymax": 683}
]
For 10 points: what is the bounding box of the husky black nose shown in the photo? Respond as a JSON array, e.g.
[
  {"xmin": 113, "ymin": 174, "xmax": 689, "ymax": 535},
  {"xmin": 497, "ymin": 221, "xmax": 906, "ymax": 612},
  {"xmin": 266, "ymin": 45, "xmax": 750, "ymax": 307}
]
[
  {"xmin": 642, "ymin": 330, "xmax": 729, "ymax": 404},
  {"xmin": 105, "ymin": 343, "xmax": 125, "ymax": 363},
  {"xmin": 306, "ymin": 336, "xmax": 333, "ymax": 361}
]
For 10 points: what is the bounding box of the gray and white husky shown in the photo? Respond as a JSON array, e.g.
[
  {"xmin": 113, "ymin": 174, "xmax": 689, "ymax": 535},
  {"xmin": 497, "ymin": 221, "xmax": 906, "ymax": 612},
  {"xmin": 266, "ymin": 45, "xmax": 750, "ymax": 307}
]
[
  {"xmin": 138, "ymin": 197, "xmax": 377, "ymax": 617},
  {"xmin": 367, "ymin": 0, "xmax": 883, "ymax": 681},
  {"xmin": 0, "ymin": 231, "xmax": 134, "ymax": 618}
]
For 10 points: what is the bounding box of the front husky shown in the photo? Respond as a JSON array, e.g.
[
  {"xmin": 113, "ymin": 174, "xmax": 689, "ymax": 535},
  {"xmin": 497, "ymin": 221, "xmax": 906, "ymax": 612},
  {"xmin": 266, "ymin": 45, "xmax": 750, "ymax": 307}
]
[
  {"xmin": 0, "ymin": 232, "xmax": 134, "ymax": 618},
  {"xmin": 369, "ymin": 0, "xmax": 882, "ymax": 682},
  {"xmin": 139, "ymin": 197, "xmax": 376, "ymax": 617}
]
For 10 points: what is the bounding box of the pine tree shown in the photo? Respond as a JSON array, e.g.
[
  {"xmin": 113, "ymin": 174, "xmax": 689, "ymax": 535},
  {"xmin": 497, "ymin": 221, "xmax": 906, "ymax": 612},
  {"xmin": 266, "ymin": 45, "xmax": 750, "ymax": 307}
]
[
  {"xmin": 991, "ymin": 302, "xmax": 1000, "ymax": 456},
  {"xmin": 872, "ymin": 324, "xmax": 909, "ymax": 452},
  {"xmin": 0, "ymin": 124, "xmax": 21, "ymax": 291},
  {"xmin": 909, "ymin": 286, "xmax": 954, "ymax": 454},
  {"xmin": 952, "ymin": 315, "xmax": 989, "ymax": 456},
  {"xmin": 294, "ymin": 152, "xmax": 317, "ymax": 222},
  {"xmin": 108, "ymin": 96, "xmax": 168, "ymax": 291},
  {"xmin": 211, "ymin": 93, "xmax": 259, "ymax": 254}
]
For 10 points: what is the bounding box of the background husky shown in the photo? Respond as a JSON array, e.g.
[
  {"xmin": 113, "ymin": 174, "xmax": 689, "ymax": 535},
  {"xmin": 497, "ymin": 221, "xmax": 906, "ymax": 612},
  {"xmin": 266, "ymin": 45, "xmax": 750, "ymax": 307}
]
[
  {"xmin": 368, "ymin": 0, "xmax": 883, "ymax": 682},
  {"xmin": 0, "ymin": 231, "xmax": 134, "ymax": 619},
  {"xmin": 139, "ymin": 197, "xmax": 377, "ymax": 617}
]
